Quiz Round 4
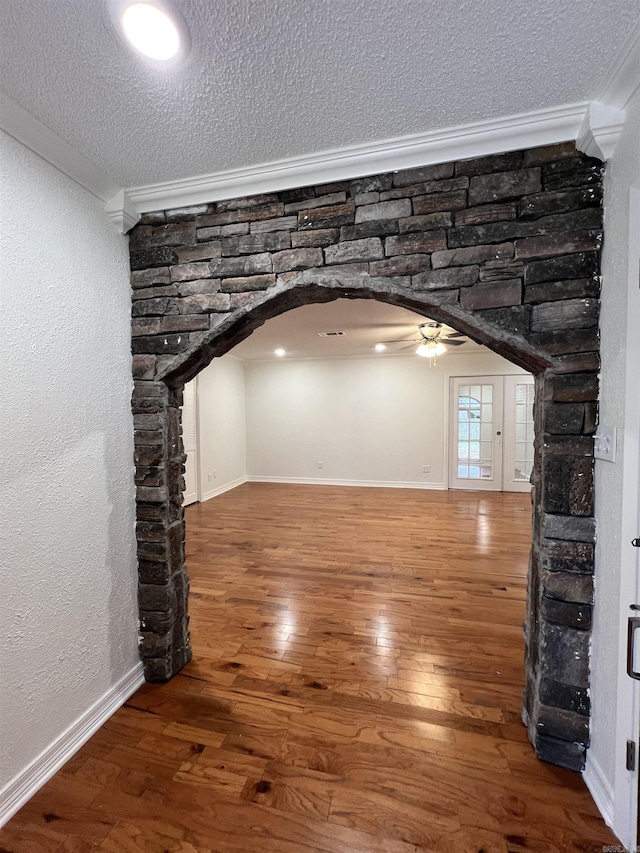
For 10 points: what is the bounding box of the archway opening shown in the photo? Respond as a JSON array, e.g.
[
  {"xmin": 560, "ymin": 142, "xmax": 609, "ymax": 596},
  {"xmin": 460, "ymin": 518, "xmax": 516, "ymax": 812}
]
[
  {"xmin": 177, "ymin": 296, "xmax": 538, "ymax": 809},
  {"xmin": 131, "ymin": 146, "xmax": 601, "ymax": 775},
  {"xmin": 134, "ymin": 276, "xmax": 572, "ymax": 766}
]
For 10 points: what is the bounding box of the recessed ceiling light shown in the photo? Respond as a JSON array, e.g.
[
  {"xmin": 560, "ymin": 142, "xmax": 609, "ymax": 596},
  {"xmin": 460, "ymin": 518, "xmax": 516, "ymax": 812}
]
[
  {"xmin": 109, "ymin": 1, "xmax": 190, "ymax": 63},
  {"xmin": 375, "ymin": 343, "xmax": 386, "ymax": 352},
  {"xmin": 274, "ymin": 348, "xmax": 286, "ymax": 357}
]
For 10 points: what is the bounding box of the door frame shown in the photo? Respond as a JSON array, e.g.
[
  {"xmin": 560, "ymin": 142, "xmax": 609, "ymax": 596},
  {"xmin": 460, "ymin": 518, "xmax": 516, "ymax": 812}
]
[
  {"xmin": 182, "ymin": 374, "xmax": 201, "ymax": 505},
  {"xmin": 610, "ymin": 184, "xmax": 640, "ymax": 851}
]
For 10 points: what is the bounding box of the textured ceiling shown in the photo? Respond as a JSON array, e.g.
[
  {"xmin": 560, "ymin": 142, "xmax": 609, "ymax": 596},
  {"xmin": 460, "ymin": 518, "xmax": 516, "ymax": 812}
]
[
  {"xmin": 1, "ymin": 0, "xmax": 638, "ymax": 188},
  {"xmin": 230, "ymin": 299, "xmax": 482, "ymax": 361}
]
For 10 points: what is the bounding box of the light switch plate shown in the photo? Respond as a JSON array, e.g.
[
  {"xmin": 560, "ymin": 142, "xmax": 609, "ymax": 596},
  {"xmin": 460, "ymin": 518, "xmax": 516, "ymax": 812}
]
[{"xmin": 594, "ymin": 426, "xmax": 617, "ymax": 462}]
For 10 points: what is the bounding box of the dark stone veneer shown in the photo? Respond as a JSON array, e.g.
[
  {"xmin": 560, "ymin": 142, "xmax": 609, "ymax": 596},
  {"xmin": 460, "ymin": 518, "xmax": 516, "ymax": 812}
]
[{"xmin": 128, "ymin": 142, "xmax": 603, "ymax": 772}]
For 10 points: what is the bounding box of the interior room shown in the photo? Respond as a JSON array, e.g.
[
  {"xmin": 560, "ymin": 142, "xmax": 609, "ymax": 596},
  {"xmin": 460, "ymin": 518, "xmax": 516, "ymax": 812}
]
[
  {"xmin": 1, "ymin": 1, "xmax": 639, "ymax": 851},
  {"xmin": 181, "ymin": 299, "xmax": 535, "ymax": 500}
]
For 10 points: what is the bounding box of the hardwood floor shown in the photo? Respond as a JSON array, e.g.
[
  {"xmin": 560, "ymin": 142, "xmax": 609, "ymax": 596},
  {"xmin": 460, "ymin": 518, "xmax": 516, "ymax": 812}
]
[{"xmin": 1, "ymin": 484, "xmax": 618, "ymax": 852}]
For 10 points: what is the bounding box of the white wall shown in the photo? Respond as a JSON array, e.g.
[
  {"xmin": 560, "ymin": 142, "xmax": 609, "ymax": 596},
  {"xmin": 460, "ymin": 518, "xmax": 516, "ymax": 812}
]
[
  {"xmin": 0, "ymin": 132, "xmax": 140, "ymax": 816},
  {"xmin": 245, "ymin": 351, "xmax": 526, "ymax": 487},
  {"xmin": 588, "ymin": 83, "xmax": 640, "ymax": 847},
  {"xmin": 197, "ymin": 355, "xmax": 247, "ymax": 499}
]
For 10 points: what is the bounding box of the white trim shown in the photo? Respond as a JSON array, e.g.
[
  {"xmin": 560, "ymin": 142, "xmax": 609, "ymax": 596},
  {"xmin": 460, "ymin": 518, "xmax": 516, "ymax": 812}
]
[
  {"xmin": 598, "ymin": 18, "xmax": 640, "ymax": 110},
  {"xmin": 584, "ymin": 751, "xmax": 616, "ymax": 830},
  {"xmin": 0, "ymin": 92, "xmax": 122, "ymax": 204},
  {"xmin": 236, "ymin": 350, "xmax": 538, "ymax": 366},
  {"xmin": 105, "ymin": 189, "xmax": 141, "ymax": 233},
  {"xmin": 611, "ymin": 183, "xmax": 640, "ymax": 853},
  {"xmin": 1, "ymin": 92, "xmax": 628, "ymax": 227},
  {"xmin": 181, "ymin": 374, "xmax": 200, "ymax": 506},
  {"xmin": 237, "ymin": 351, "xmax": 451, "ymax": 365},
  {"xmin": 217, "ymin": 353, "xmax": 245, "ymax": 363},
  {"xmin": 0, "ymin": 662, "xmax": 144, "ymax": 828},
  {"xmin": 127, "ymin": 102, "xmax": 589, "ymax": 213},
  {"xmin": 193, "ymin": 373, "xmax": 202, "ymax": 503},
  {"xmin": 576, "ymin": 102, "xmax": 626, "ymax": 162},
  {"xmin": 200, "ymin": 475, "xmax": 248, "ymax": 502},
  {"xmin": 246, "ymin": 476, "xmax": 445, "ymax": 490}
]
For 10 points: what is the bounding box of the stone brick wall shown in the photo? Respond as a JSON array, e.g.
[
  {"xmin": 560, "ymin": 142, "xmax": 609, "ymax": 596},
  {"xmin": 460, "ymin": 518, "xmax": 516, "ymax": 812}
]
[{"xmin": 128, "ymin": 141, "xmax": 603, "ymax": 770}]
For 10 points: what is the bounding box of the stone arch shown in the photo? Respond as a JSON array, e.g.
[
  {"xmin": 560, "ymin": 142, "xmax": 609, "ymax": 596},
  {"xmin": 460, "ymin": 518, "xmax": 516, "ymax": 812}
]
[
  {"xmin": 160, "ymin": 271, "xmax": 553, "ymax": 387},
  {"xmin": 130, "ymin": 144, "xmax": 602, "ymax": 769}
]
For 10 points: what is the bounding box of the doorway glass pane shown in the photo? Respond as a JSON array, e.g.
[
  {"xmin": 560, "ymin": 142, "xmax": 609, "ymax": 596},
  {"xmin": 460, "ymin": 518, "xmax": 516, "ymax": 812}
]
[
  {"xmin": 514, "ymin": 381, "xmax": 535, "ymax": 481},
  {"xmin": 457, "ymin": 385, "xmax": 493, "ymax": 479}
]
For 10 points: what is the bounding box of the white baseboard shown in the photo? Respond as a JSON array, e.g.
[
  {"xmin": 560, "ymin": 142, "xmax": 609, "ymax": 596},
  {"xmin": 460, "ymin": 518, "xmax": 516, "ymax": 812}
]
[
  {"xmin": 583, "ymin": 751, "xmax": 615, "ymax": 830},
  {"xmin": 201, "ymin": 475, "xmax": 248, "ymax": 502},
  {"xmin": 199, "ymin": 475, "xmax": 446, "ymax": 501},
  {"xmin": 0, "ymin": 662, "xmax": 145, "ymax": 828},
  {"xmin": 246, "ymin": 476, "xmax": 446, "ymax": 490}
]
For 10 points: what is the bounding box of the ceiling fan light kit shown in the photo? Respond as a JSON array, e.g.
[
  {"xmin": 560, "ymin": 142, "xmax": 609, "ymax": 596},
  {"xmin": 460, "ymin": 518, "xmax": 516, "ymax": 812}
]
[
  {"xmin": 416, "ymin": 340, "xmax": 448, "ymax": 361},
  {"xmin": 378, "ymin": 321, "xmax": 467, "ymax": 365}
]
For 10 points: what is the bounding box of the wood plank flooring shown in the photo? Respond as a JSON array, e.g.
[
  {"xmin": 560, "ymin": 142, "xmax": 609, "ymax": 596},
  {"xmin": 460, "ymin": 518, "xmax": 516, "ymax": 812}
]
[{"xmin": 1, "ymin": 484, "xmax": 619, "ymax": 852}]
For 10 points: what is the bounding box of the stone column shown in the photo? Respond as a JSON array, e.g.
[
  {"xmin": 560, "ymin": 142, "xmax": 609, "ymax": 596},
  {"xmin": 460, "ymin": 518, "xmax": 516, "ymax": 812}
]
[
  {"xmin": 133, "ymin": 379, "xmax": 191, "ymax": 681},
  {"xmin": 524, "ymin": 368, "xmax": 596, "ymax": 769}
]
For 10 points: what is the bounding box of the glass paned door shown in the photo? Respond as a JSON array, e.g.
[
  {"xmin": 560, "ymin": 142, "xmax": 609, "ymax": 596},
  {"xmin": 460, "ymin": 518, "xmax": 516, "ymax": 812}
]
[
  {"xmin": 503, "ymin": 374, "xmax": 535, "ymax": 493},
  {"xmin": 450, "ymin": 376, "xmax": 504, "ymax": 491},
  {"xmin": 182, "ymin": 377, "xmax": 199, "ymax": 506}
]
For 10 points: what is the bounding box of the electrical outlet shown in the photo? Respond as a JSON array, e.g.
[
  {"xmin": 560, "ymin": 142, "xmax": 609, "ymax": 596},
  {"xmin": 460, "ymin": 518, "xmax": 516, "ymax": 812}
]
[
  {"xmin": 422, "ymin": 464, "xmax": 430, "ymax": 473},
  {"xmin": 317, "ymin": 461, "xmax": 323, "ymax": 469},
  {"xmin": 213, "ymin": 470, "xmax": 217, "ymax": 478},
  {"xmin": 208, "ymin": 472, "xmax": 213, "ymax": 481}
]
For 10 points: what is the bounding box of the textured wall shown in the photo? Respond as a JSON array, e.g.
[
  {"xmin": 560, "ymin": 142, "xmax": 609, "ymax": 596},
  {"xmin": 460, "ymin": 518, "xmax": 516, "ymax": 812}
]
[
  {"xmin": 245, "ymin": 351, "xmax": 526, "ymax": 486},
  {"xmin": 197, "ymin": 355, "xmax": 247, "ymax": 498},
  {"xmin": 128, "ymin": 142, "xmax": 603, "ymax": 770},
  {"xmin": 0, "ymin": 131, "xmax": 139, "ymax": 790}
]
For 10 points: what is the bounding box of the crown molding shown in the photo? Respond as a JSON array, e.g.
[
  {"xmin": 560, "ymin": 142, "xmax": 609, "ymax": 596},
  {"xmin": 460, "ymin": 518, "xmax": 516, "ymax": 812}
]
[
  {"xmin": 0, "ymin": 92, "xmax": 591, "ymax": 231},
  {"xmin": 105, "ymin": 189, "xmax": 141, "ymax": 233},
  {"xmin": 0, "ymin": 92, "xmax": 121, "ymax": 203},
  {"xmin": 597, "ymin": 18, "xmax": 640, "ymax": 110},
  {"xmin": 576, "ymin": 101, "xmax": 626, "ymax": 161},
  {"xmin": 0, "ymin": 91, "xmax": 141, "ymax": 234},
  {"xmin": 2, "ymin": 81, "xmax": 633, "ymax": 231},
  {"xmin": 126, "ymin": 102, "xmax": 589, "ymax": 213}
]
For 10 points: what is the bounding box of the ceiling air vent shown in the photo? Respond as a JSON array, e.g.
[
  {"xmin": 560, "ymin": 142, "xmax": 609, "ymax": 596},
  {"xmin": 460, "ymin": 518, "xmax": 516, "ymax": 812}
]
[{"xmin": 317, "ymin": 330, "xmax": 346, "ymax": 337}]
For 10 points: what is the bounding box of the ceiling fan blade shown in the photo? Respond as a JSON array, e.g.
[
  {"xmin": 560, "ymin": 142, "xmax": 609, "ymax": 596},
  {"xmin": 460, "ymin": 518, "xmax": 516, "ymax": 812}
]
[
  {"xmin": 444, "ymin": 339, "xmax": 466, "ymax": 346},
  {"xmin": 378, "ymin": 338, "xmax": 422, "ymax": 345},
  {"xmin": 445, "ymin": 331, "xmax": 467, "ymax": 338},
  {"xmin": 397, "ymin": 342, "xmax": 420, "ymax": 351}
]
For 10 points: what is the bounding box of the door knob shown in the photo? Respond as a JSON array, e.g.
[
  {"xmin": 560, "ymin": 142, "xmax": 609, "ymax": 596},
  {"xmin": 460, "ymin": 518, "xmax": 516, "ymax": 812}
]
[{"xmin": 632, "ymin": 537, "xmax": 640, "ymax": 547}]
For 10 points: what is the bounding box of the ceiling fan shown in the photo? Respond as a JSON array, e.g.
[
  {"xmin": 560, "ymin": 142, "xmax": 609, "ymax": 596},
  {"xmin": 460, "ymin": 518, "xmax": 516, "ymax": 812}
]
[{"xmin": 377, "ymin": 322, "xmax": 468, "ymax": 361}]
